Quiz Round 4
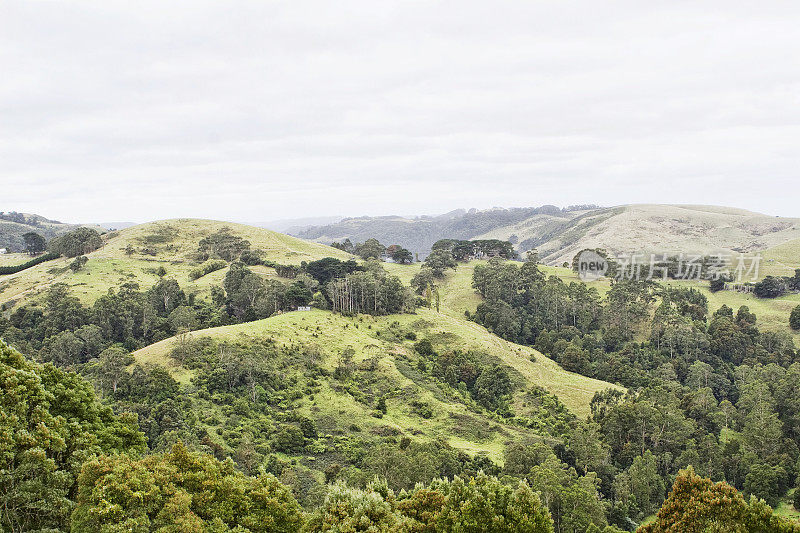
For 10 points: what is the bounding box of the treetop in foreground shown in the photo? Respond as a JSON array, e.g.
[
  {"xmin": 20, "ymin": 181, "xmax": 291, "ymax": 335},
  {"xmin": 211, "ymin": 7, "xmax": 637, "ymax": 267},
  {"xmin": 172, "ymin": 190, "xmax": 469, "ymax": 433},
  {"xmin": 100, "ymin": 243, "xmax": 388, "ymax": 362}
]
[{"xmin": 639, "ymin": 467, "xmax": 800, "ymax": 533}]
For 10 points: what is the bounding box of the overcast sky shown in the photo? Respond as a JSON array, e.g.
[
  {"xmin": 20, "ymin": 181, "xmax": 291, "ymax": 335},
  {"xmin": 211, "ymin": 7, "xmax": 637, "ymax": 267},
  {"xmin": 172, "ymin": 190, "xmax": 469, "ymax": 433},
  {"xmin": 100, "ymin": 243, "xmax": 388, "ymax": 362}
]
[{"xmin": 2, "ymin": 1, "xmax": 799, "ymax": 224}]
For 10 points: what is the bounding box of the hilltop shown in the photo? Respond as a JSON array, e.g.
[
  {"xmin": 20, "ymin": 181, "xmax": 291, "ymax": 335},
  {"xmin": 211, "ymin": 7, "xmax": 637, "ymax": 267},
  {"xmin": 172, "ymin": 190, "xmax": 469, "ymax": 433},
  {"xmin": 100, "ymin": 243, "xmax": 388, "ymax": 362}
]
[{"xmin": 0, "ymin": 218, "xmax": 352, "ymax": 308}]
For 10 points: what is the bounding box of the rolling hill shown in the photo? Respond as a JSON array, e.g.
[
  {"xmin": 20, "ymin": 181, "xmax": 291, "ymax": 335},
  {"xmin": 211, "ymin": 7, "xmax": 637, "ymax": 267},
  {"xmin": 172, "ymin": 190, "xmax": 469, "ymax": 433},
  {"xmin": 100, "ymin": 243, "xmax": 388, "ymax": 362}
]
[
  {"xmin": 132, "ymin": 307, "xmax": 620, "ymax": 466},
  {"xmin": 294, "ymin": 206, "xmax": 583, "ymax": 258},
  {"xmin": 0, "ymin": 218, "xmax": 353, "ymax": 309},
  {"xmin": 490, "ymin": 204, "xmax": 800, "ymax": 266},
  {"xmin": 294, "ymin": 204, "xmax": 800, "ymax": 266},
  {"xmin": 0, "ymin": 211, "xmax": 104, "ymax": 252}
]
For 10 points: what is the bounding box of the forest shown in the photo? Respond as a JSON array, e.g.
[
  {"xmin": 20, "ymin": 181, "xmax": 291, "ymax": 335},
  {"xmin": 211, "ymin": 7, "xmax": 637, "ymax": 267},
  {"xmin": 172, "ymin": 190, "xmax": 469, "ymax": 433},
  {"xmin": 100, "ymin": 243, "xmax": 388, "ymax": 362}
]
[{"xmin": 2, "ymin": 226, "xmax": 800, "ymax": 532}]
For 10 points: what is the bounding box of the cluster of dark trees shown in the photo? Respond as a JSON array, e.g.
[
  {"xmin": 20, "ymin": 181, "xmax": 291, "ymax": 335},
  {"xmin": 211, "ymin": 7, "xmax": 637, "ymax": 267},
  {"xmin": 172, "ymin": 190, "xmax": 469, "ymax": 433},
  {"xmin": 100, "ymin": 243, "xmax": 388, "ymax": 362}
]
[
  {"xmin": 469, "ymin": 256, "xmax": 800, "ymax": 523},
  {"xmin": 331, "ymin": 237, "xmax": 414, "ymax": 263},
  {"xmin": 0, "ymin": 280, "xmax": 216, "ymax": 360},
  {"xmin": 433, "ymin": 238, "xmax": 517, "ymax": 260},
  {"xmin": 219, "ymin": 257, "xmax": 413, "ymax": 318},
  {"xmin": 416, "ymin": 342, "xmax": 514, "ymax": 411},
  {"xmin": 48, "ymin": 227, "xmax": 103, "ymax": 257},
  {"xmin": 753, "ymin": 271, "xmax": 800, "ymax": 298},
  {"xmin": 22, "ymin": 231, "xmax": 46, "ymax": 255},
  {"xmin": 327, "ymin": 262, "xmax": 413, "ymax": 315}
]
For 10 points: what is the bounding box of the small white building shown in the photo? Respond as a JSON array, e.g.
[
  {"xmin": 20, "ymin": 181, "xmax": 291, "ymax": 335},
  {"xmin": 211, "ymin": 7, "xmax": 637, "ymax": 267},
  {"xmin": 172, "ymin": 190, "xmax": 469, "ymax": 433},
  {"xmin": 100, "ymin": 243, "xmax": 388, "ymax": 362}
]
[
  {"xmin": 297, "ymin": 306, "xmax": 312, "ymax": 311},
  {"xmin": 0, "ymin": 248, "xmax": 6, "ymax": 254}
]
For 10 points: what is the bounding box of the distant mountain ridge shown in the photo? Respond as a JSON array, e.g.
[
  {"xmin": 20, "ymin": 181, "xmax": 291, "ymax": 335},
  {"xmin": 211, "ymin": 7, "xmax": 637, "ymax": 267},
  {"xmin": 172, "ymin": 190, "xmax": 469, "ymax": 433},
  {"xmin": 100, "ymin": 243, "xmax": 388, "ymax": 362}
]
[
  {"xmin": 293, "ymin": 204, "xmax": 800, "ymax": 263},
  {"xmin": 295, "ymin": 205, "xmax": 584, "ymax": 257},
  {"xmin": 0, "ymin": 211, "xmax": 99, "ymax": 252}
]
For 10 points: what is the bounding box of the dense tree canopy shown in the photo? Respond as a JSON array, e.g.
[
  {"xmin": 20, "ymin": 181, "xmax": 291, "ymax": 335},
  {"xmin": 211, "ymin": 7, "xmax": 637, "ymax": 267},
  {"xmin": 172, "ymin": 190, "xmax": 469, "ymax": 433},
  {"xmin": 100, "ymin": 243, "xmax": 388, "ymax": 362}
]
[
  {"xmin": 22, "ymin": 231, "xmax": 46, "ymax": 255},
  {"xmin": 72, "ymin": 441, "xmax": 304, "ymax": 532},
  {"xmin": 48, "ymin": 227, "xmax": 103, "ymax": 257},
  {"xmin": 0, "ymin": 341, "xmax": 145, "ymax": 532}
]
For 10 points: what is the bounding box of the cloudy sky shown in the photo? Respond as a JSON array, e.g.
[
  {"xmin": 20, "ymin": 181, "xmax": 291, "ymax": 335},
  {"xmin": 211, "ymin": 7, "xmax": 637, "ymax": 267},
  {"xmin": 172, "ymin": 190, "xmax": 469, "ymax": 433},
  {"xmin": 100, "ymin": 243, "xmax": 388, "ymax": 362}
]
[{"xmin": 2, "ymin": 1, "xmax": 799, "ymax": 224}]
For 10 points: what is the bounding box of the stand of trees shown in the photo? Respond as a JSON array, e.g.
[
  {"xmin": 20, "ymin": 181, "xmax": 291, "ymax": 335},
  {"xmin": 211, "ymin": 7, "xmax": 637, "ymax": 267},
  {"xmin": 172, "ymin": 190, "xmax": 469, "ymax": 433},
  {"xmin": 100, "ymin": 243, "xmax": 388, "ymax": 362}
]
[
  {"xmin": 22, "ymin": 231, "xmax": 46, "ymax": 255},
  {"xmin": 432, "ymin": 238, "xmax": 517, "ymax": 260},
  {"xmin": 48, "ymin": 227, "xmax": 103, "ymax": 257},
  {"xmin": 469, "ymin": 256, "xmax": 800, "ymax": 527},
  {"xmin": 327, "ymin": 262, "xmax": 413, "ymax": 315}
]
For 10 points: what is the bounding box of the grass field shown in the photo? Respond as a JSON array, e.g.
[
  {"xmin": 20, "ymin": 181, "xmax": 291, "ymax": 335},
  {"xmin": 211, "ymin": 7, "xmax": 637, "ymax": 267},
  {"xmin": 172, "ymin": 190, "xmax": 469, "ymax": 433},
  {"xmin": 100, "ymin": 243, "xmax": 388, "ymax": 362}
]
[
  {"xmin": 763, "ymin": 238, "xmax": 800, "ymax": 277},
  {"xmin": 0, "ymin": 252, "xmax": 33, "ymax": 266},
  {"xmin": 775, "ymin": 490, "xmax": 800, "ymax": 522}
]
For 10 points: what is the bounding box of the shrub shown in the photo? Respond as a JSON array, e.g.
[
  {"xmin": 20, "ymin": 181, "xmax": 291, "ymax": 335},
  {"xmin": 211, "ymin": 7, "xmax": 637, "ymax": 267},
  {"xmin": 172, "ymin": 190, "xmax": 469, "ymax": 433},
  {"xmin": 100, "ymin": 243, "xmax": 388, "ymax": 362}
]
[
  {"xmin": 189, "ymin": 259, "xmax": 228, "ymax": 280},
  {"xmin": 790, "ymin": 305, "xmax": 800, "ymax": 331},
  {"xmin": 69, "ymin": 255, "xmax": 88, "ymax": 271}
]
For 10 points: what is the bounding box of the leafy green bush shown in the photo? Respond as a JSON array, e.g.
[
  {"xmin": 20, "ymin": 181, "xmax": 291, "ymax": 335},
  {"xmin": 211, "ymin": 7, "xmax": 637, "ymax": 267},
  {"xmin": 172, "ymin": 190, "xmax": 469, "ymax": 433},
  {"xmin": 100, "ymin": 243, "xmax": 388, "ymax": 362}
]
[{"xmin": 189, "ymin": 258, "xmax": 227, "ymax": 280}]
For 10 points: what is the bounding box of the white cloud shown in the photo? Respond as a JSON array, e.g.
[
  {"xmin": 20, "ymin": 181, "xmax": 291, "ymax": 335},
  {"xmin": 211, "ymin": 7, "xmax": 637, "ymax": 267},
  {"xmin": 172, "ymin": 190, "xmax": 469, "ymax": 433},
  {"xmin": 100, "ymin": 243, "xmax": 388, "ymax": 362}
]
[{"xmin": 1, "ymin": 0, "xmax": 799, "ymax": 222}]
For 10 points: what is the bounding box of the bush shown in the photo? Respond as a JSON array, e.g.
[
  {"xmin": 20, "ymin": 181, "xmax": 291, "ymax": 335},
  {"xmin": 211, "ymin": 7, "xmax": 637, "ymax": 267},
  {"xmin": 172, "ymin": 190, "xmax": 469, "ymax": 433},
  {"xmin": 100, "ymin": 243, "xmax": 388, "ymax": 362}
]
[
  {"xmin": 271, "ymin": 424, "xmax": 305, "ymax": 453},
  {"xmin": 790, "ymin": 305, "xmax": 800, "ymax": 331},
  {"xmin": 189, "ymin": 259, "xmax": 227, "ymax": 280},
  {"xmin": 69, "ymin": 256, "xmax": 88, "ymax": 272},
  {"xmin": 414, "ymin": 339, "xmax": 436, "ymax": 357}
]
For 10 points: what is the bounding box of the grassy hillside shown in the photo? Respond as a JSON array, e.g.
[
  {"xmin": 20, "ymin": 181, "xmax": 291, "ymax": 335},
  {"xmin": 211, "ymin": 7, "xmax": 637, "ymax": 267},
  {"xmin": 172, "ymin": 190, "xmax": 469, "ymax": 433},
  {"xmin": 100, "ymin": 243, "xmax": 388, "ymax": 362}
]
[
  {"xmin": 763, "ymin": 237, "xmax": 800, "ymax": 277},
  {"xmin": 135, "ymin": 308, "xmax": 617, "ymax": 420},
  {"xmin": 0, "ymin": 252, "xmax": 35, "ymax": 266},
  {"xmin": 489, "ymin": 204, "xmax": 800, "ymax": 266},
  {"xmin": 0, "ymin": 219, "xmax": 352, "ymax": 309},
  {"xmin": 133, "ymin": 307, "xmax": 620, "ymax": 469}
]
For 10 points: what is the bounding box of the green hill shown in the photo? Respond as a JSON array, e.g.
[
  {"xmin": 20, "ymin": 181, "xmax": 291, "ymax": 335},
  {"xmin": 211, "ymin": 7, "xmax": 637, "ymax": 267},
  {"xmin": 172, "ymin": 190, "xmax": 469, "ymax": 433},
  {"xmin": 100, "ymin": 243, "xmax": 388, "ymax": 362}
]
[
  {"xmin": 132, "ymin": 307, "xmax": 619, "ymax": 471},
  {"xmin": 135, "ymin": 307, "xmax": 617, "ymax": 420},
  {"xmin": 0, "ymin": 218, "xmax": 353, "ymax": 309},
  {"xmin": 763, "ymin": 237, "xmax": 800, "ymax": 277}
]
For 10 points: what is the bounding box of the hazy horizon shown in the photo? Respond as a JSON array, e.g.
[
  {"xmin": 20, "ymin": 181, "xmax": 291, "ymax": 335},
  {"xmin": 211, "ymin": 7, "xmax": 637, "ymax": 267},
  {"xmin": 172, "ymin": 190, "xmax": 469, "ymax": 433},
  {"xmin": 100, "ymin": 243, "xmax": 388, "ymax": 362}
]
[{"xmin": 2, "ymin": 1, "xmax": 799, "ymax": 222}]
